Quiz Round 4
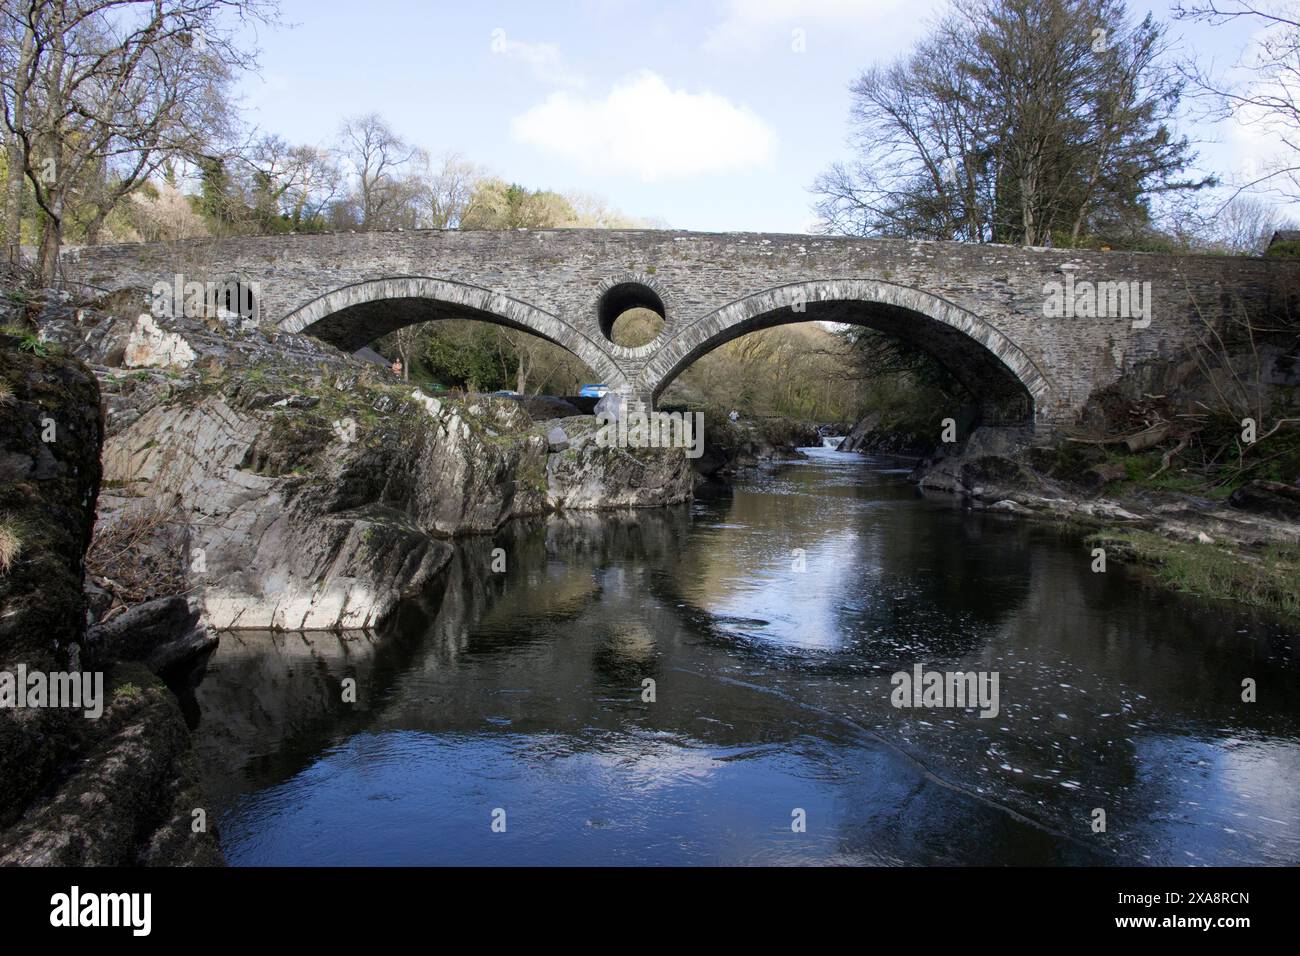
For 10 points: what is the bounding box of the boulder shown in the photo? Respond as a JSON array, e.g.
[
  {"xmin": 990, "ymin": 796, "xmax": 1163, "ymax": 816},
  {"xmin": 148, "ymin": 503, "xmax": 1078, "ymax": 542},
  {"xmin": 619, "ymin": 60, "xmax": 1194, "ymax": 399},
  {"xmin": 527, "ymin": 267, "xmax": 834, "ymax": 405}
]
[
  {"xmin": 919, "ymin": 453, "xmax": 1031, "ymax": 497},
  {"xmin": 86, "ymin": 596, "xmax": 216, "ymax": 674},
  {"xmin": 546, "ymin": 425, "xmax": 570, "ymax": 451},
  {"xmin": 123, "ymin": 313, "xmax": 197, "ymax": 368},
  {"xmin": 839, "ymin": 410, "xmax": 883, "ymax": 453}
]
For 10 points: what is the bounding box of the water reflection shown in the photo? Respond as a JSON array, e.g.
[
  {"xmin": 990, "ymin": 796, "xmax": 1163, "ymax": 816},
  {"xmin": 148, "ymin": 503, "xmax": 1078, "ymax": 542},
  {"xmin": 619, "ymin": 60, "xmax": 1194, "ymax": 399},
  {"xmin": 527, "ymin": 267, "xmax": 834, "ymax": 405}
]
[{"xmin": 193, "ymin": 449, "xmax": 1300, "ymax": 865}]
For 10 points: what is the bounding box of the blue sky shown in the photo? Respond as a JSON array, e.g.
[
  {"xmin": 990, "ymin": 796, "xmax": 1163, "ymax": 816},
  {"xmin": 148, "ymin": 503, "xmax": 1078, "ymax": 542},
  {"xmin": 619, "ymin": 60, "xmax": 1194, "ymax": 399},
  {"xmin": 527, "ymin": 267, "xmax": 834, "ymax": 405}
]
[{"xmin": 234, "ymin": 0, "xmax": 1279, "ymax": 234}]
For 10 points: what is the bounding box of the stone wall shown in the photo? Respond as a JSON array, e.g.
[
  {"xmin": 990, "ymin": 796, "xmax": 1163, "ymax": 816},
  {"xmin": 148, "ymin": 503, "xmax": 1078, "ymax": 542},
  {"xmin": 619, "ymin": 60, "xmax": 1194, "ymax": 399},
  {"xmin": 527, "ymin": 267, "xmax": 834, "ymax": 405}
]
[{"xmin": 62, "ymin": 229, "xmax": 1297, "ymax": 428}]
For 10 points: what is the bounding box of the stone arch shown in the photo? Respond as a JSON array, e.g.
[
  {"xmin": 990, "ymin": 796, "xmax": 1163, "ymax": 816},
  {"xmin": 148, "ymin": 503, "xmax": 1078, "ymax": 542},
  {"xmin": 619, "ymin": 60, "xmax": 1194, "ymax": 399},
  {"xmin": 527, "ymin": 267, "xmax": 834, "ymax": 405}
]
[
  {"xmin": 640, "ymin": 279, "xmax": 1051, "ymax": 422},
  {"xmin": 278, "ymin": 275, "xmax": 629, "ymax": 390}
]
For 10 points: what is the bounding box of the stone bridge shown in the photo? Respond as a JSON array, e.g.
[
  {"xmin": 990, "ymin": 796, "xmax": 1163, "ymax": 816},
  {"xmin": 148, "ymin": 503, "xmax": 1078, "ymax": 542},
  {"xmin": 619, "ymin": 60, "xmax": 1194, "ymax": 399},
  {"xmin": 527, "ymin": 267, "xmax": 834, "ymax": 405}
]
[{"xmin": 61, "ymin": 229, "xmax": 1293, "ymax": 429}]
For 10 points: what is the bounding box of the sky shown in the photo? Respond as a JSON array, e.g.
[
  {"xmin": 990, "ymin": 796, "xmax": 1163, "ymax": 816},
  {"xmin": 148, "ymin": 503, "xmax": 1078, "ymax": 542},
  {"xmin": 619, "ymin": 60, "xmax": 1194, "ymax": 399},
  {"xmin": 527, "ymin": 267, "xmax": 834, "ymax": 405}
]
[{"xmin": 232, "ymin": 0, "xmax": 1286, "ymax": 234}]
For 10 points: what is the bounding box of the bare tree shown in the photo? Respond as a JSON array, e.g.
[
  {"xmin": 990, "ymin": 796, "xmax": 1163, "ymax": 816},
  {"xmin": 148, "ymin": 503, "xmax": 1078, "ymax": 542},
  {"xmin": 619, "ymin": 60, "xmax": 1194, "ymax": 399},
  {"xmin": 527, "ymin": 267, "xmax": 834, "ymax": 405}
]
[
  {"xmin": 1209, "ymin": 195, "xmax": 1294, "ymax": 253},
  {"xmin": 419, "ymin": 150, "xmax": 479, "ymax": 229},
  {"xmin": 337, "ymin": 112, "xmax": 415, "ymax": 229},
  {"xmin": 245, "ymin": 134, "xmax": 341, "ymax": 230},
  {"xmin": 1175, "ymin": 1, "xmax": 1300, "ymax": 203},
  {"xmin": 1, "ymin": 0, "xmax": 275, "ymax": 279}
]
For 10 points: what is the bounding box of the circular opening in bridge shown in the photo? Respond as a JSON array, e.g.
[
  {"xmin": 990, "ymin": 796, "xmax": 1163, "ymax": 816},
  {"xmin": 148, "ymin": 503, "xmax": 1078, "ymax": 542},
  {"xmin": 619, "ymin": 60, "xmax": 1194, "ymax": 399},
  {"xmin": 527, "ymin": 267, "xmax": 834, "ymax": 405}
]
[
  {"xmin": 608, "ymin": 307, "xmax": 664, "ymax": 348},
  {"xmin": 598, "ymin": 282, "xmax": 665, "ymax": 346}
]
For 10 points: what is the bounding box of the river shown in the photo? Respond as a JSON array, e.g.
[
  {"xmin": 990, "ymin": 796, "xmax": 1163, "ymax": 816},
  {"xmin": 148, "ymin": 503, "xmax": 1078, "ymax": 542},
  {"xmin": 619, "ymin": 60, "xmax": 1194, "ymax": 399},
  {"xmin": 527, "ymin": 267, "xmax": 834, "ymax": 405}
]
[{"xmin": 191, "ymin": 448, "xmax": 1300, "ymax": 865}]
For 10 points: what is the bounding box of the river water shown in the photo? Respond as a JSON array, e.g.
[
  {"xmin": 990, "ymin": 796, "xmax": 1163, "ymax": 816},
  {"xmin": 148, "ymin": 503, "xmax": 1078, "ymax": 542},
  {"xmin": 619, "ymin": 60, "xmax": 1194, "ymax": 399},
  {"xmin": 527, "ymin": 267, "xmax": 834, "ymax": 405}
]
[{"xmin": 191, "ymin": 449, "xmax": 1300, "ymax": 866}]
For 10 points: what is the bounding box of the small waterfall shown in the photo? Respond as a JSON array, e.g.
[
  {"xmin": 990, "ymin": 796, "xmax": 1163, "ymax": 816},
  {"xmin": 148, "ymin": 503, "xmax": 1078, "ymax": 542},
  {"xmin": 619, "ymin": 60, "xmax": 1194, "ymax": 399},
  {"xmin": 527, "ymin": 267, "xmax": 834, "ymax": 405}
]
[{"xmin": 821, "ymin": 436, "xmax": 844, "ymax": 449}]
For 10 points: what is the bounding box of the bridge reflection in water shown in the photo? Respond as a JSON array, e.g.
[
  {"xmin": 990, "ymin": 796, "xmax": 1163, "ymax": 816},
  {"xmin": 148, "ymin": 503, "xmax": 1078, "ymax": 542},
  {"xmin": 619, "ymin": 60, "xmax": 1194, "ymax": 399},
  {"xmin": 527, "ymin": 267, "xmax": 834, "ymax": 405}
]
[{"xmin": 191, "ymin": 449, "xmax": 1300, "ymax": 866}]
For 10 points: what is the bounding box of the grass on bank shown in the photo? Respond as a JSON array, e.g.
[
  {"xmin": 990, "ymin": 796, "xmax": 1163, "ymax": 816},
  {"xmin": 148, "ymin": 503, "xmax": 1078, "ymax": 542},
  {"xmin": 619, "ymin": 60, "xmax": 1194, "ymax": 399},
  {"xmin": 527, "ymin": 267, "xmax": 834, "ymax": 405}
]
[
  {"xmin": 1090, "ymin": 528, "xmax": 1300, "ymax": 618},
  {"xmin": 0, "ymin": 519, "xmax": 22, "ymax": 575},
  {"xmin": 1, "ymin": 323, "xmax": 53, "ymax": 356}
]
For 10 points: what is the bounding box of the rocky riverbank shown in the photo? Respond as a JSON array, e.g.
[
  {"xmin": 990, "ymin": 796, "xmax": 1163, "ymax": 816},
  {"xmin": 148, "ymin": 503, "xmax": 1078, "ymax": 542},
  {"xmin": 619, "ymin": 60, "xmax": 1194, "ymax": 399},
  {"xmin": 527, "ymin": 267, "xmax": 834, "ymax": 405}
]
[
  {"xmin": 905, "ymin": 425, "xmax": 1300, "ymax": 617},
  {"xmin": 832, "ymin": 323, "xmax": 1300, "ymax": 618},
  {"xmin": 0, "ymin": 283, "xmax": 698, "ymax": 865},
  {"xmin": 30, "ymin": 293, "xmax": 694, "ymax": 631},
  {"xmin": 690, "ymin": 413, "xmax": 820, "ymax": 479}
]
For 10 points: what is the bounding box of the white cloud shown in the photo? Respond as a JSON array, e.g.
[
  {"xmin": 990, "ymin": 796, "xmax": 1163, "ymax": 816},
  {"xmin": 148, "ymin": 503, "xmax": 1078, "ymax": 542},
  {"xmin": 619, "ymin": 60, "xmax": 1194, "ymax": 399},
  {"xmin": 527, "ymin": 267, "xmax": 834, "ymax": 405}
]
[
  {"xmin": 704, "ymin": 0, "xmax": 916, "ymax": 55},
  {"xmin": 511, "ymin": 70, "xmax": 777, "ymax": 181},
  {"xmin": 490, "ymin": 32, "xmax": 585, "ymax": 88}
]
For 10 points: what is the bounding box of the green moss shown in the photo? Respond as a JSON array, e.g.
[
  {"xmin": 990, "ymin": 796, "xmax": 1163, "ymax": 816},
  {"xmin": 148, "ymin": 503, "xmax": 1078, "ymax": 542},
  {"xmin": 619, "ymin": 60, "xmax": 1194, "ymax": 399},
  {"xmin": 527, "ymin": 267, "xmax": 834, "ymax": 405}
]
[{"xmin": 113, "ymin": 682, "xmax": 144, "ymax": 703}]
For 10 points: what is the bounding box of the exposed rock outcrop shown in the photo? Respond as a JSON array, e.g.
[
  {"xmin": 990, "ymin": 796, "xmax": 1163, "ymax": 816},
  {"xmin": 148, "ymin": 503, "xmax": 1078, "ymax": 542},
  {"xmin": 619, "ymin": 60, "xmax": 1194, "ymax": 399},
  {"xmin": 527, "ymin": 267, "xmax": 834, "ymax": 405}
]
[
  {"xmin": 99, "ymin": 371, "xmax": 693, "ymax": 630},
  {"xmin": 102, "ymin": 385, "xmax": 462, "ymax": 631},
  {"xmin": 839, "ymin": 408, "xmax": 941, "ymax": 456},
  {"xmin": 0, "ymin": 333, "xmax": 218, "ymax": 865},
  {"xmin": 915, "ymin": 426, "xmax": 1036, "ymax": 497},
  {"xmin": 0, "ymin": 335, "xmax": 103, "ymax": 825},
  {"xmin": 0, "ymin": 661, "xmax": 222, "ymax": 866},
  {"xmin": 691, "ymin": 415, "xmax": 817, "ymax": 479},
  {"xmin": 545, "ymin": 417, "xmax": 695, "ymax": 509},
  {"xmin": 36, "ymin": 298, "xmax": 695, "ymax": 632}
]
